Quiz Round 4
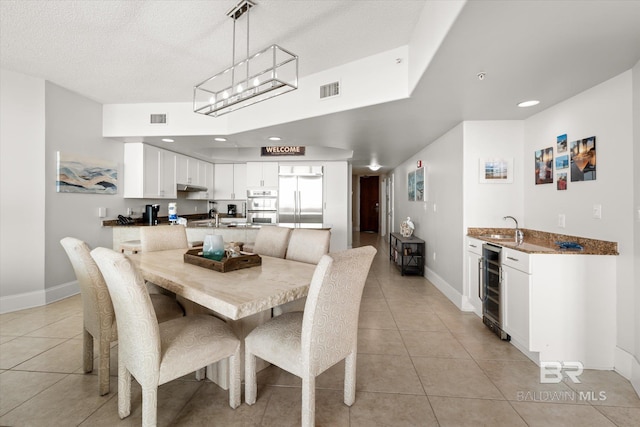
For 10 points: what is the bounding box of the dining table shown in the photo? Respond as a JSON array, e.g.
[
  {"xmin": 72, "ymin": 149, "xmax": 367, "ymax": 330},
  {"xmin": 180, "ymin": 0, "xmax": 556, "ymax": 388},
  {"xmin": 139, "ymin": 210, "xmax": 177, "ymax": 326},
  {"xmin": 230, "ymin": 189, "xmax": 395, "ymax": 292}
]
[{"xmin": 127, "ymin": 248, "xmax": 317, "ymax": 388}]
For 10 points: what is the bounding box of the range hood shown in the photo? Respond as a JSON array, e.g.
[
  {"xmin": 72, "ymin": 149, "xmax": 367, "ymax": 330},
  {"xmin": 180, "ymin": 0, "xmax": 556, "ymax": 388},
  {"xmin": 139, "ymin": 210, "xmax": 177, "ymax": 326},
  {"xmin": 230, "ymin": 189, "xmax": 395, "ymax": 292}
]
[{"xmin": 177, "ymin": 183, "xmax": 208, "ymax": 192}]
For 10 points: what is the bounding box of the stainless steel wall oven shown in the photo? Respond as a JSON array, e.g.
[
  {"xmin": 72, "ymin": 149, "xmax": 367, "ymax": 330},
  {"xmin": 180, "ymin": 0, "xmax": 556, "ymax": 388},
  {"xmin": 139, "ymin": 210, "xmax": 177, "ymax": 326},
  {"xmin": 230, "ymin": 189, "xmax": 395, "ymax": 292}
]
[
  {"xmin": 247, "ymin": 189, "xmax": 278, "ymax": 225},
  {"xmin": 480, "ymin": 243, "xmax": 510, "ymax": 340}
]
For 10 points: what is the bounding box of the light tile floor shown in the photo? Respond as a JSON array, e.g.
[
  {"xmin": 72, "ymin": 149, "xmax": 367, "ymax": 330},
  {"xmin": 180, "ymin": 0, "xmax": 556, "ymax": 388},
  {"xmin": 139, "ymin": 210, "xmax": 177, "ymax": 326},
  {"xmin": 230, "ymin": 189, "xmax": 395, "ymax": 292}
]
[{"xmin": 1, "ymin": 232, "xmax": 639, "ymax": 426}]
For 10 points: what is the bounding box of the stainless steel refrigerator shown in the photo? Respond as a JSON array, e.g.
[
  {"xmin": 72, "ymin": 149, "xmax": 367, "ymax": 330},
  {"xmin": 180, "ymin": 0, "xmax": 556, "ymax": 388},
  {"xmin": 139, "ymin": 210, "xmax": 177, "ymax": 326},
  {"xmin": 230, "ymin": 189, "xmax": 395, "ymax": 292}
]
[{"xmin": 278, "ymin": 165, "xmax": 323, "ymax": 228}]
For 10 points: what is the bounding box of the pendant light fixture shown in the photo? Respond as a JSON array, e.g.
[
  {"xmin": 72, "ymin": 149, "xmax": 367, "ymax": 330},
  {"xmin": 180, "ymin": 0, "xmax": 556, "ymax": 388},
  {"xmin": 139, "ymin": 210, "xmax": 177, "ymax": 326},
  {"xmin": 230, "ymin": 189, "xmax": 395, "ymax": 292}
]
[{"xmin": 193, "ymin": 0, "xmax": 298, "ymax": 117}]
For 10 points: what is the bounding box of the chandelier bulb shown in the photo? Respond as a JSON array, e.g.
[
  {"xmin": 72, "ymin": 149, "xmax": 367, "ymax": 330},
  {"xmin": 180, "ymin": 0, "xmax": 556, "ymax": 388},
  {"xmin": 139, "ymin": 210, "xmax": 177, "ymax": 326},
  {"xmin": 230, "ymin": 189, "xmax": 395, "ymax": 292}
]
[
  {"xmin": 253, "ymin": 78, "xmax": 260, "ymax": 87},
  {"xmin": 223, "ymin": 91, "xmax": 229, "ymax": 99},
  {"xmin": 237, "ymin": 84, "xmax": 243, "ymax": 93}
]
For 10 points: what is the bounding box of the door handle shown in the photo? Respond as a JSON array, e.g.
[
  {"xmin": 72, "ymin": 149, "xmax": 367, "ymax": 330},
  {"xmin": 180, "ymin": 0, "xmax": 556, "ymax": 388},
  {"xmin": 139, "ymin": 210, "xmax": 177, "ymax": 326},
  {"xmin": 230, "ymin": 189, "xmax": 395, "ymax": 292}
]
[{"xmin": 478, "ymin": 257, "xmax": 485, "ymax": 300}]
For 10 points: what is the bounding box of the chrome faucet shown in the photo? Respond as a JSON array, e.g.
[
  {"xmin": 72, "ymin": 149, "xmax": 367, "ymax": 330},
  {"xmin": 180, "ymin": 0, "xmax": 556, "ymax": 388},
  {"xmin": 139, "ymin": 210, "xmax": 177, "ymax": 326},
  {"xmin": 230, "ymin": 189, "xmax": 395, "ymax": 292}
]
[{"xmin": 503, "ymin": 216, "xmax": 524, "ymax": 244}]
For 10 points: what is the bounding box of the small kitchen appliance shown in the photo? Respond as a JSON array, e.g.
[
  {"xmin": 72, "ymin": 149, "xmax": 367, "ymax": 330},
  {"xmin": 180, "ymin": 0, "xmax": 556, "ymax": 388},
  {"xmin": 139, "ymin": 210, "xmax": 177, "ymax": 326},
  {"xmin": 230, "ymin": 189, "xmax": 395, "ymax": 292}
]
[
  {"xmin": 227, "ymin": 204, "xmax": 237, "ymax": 216},
  {"xmin": 144, "ymin": 204, "xmax": 160, "ymax": 226}
]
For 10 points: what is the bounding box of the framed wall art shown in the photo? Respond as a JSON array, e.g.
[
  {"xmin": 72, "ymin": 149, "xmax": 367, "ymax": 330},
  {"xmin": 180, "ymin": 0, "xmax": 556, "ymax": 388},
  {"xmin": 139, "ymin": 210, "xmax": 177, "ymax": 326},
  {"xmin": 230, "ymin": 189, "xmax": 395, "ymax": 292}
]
[
  {"xmin": 479, "ymin": 158, "xmax": 513, "ymax": 184},
  {"xmin": 570, "ymin": 136, "xmax": 596, "ymax": 182},
  {"xmin": 408, "ymin": 170, "xmax": 416, "ymax": 201},
  {"xmin": 534, "ymin": 147, "xmax": 553, "ymax": 185},
  {"xmin": 415, "ymin": 167, "xmax": 425, "ymax": 201},
  {"xmin": 56, "ymin": 152, "xmax": 117, "ymax": 194}
]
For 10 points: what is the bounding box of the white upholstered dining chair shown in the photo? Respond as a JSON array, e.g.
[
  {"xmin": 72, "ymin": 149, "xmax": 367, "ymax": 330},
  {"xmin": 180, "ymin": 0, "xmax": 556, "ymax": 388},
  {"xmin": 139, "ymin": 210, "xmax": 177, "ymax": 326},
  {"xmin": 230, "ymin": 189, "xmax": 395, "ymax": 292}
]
[
  {"xmin": 249, "ymin": 226, "xmax": 292, "ymax": 258},
  {"xmin": 273, "ymin": 228, "xmax": 332, "ymax": 316},
  {"xmin": 139, "ymin": 224, "xmax": 188, "ymax": 252},
  {"xmin": 90, "ymin": 247, "xmax": 241, "ymax": 427},
  {"xmin": 245, "ymin": 246, "xmax": 377, "ymax": 427},
  {"xmin": 60, "ymin": 237, "xmax": 184, "ymax": 396},
  {"xmin": 285, "ymin": 228, "xmax": 331, "ymax": 264}
]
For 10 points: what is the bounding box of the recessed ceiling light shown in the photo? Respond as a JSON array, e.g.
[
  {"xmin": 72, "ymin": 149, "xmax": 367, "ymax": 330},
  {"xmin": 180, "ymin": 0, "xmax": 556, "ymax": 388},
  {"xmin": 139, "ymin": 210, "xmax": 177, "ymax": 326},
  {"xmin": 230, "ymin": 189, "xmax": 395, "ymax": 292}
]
[
  {"xmin": 161, "ymin": 138, "xmax": 174, "ymax": 142},
  {"xmin": 214, "ymin": 137, "xmax": 227, "ymax": 142},
  {"xmin": 268, "ymin": 136, "xmax": 282, "ymax": 141},
  {"xmin": 517, "ymin": 100, "xmax": 540, "ymax": 108}
]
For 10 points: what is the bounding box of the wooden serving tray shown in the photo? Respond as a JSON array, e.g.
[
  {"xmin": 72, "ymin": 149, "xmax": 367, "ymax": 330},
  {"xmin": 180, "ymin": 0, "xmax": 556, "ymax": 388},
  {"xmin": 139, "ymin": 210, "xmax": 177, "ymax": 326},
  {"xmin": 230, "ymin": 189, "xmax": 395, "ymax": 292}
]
[{"xmin": 183, "ymin": 249, "xmax": 261, "ymax": 273}]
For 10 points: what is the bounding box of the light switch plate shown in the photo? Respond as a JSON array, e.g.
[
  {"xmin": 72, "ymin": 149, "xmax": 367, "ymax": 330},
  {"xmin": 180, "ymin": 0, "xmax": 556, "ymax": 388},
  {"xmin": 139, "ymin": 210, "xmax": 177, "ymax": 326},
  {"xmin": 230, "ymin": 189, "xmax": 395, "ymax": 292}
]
[
  {"xmin": 558, "ymin": 214, "xmax": 565, "ymax": 228},
  {"xmin": 593, "ymin": 204, "xmax": 602, "ymax": 219}
]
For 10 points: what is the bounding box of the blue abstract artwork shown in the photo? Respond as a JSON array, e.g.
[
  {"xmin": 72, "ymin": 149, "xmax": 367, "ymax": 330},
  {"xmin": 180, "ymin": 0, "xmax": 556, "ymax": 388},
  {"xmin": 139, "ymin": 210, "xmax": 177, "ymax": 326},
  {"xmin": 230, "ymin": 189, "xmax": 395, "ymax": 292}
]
[{"xmin": 56, "ymin": 152, "xmax": 117, "ymax": 194}]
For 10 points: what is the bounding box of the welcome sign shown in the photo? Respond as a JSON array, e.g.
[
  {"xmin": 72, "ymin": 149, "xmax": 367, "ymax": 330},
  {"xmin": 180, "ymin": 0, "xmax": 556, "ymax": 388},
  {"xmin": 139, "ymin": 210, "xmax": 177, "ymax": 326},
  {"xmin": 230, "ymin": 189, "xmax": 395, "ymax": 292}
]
[{"xmin": 261, "ymin": 146, "xmax": 305, "ymax": 156}]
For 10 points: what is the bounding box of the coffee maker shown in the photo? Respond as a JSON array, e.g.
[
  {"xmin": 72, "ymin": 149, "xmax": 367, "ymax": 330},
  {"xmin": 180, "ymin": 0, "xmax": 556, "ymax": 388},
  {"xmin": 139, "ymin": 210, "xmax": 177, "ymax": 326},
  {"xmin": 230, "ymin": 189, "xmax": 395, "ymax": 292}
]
[
  {"xmin": 143, "ymin": 204, "xmax": 160, "ymax": 225},
  {"xmin": 227, "ymin": 204, "xmax": 237, "ymax": 216}
]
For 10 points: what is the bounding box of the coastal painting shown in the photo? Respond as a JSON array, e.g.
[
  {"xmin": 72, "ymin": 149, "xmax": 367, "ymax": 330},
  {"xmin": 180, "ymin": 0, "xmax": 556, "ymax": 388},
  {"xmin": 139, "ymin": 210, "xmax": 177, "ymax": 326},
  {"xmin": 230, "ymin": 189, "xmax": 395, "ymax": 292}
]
[{"xmin": 57, "ymin": 152, "xmax": 117, "ymax": 194}]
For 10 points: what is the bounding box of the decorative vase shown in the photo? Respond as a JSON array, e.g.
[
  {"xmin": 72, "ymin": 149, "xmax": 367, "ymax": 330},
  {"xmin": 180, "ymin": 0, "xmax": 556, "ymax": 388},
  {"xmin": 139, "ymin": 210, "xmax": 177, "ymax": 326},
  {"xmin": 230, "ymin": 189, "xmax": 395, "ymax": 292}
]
[{"xmin": 203, "ymin": 235, "xmax": 225, "ymax": 261}]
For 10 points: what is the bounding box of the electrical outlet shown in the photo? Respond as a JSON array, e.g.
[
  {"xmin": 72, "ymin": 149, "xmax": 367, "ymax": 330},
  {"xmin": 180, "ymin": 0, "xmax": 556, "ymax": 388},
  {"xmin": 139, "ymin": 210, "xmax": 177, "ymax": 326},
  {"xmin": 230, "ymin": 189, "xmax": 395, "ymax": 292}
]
[
  {"xmin": 98, "ymin": 207, "xmax": 106, "ymax": 218},
  {"xmin": 593, "ymin": 204, "xmax": 602, "ymax": 219},
  {"xmin": 433, "ymin": 203, "xmax": 437, "ymax": 212},
  {"xmin": 126, "ymin": 207, "xmax": 132, "ymax": 216},
  {"xmin": 194, "ymin": 206, "xmax": 198, "ymax": 212},
  {"xmin": 432, "ymin": 252, "xmax": 436, "ymax": 261},
  {"xmin": 558, "ymin": 214, "xmax": 565, "ymax": 228}
]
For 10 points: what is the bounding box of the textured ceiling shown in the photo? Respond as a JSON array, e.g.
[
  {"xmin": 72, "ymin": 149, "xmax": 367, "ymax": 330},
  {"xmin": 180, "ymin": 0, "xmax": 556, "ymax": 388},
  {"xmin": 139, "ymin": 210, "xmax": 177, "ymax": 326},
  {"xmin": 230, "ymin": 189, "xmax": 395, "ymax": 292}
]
[
  {"xmin": 0, "ymin": 0, "xmax": 425, "ymax": 103},
  {"xmin": 2, "ymin": 0, "xmax": 640, "ymax": 175}
]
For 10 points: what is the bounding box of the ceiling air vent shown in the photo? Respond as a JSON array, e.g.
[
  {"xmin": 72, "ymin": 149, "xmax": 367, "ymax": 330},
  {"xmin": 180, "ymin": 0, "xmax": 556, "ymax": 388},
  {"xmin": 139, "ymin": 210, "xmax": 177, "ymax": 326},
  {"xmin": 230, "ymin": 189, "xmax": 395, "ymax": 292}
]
[
  {"xmin": 320, "ymin": 81, "xmax": 340, "ymax": 99},
  {"xmin": 150, "ymin": 113, "xmax": 167, "ymax": 124}
]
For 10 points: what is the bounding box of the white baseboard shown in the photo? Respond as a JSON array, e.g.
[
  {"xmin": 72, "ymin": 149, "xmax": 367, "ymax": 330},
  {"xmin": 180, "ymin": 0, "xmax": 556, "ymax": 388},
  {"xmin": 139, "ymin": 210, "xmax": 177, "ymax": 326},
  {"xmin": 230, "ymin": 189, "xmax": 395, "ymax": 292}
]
[
  {"xmin": 424, "ymin": 267, "xmax": 471, "ymax": 311},
  {"xmin": 0, "ymin": 281, "xmax": 79, "ymax": 314},
  {"xmin": 633, "ymin": 356, "xmax": 640, "ymax": 398},
  {"xmin": 46, "ymin": 280, "xmax": 79, "ymax": 304},
  {"xmin": 615, "ymin": 346, "xmax": 640, "ymax": 398}
]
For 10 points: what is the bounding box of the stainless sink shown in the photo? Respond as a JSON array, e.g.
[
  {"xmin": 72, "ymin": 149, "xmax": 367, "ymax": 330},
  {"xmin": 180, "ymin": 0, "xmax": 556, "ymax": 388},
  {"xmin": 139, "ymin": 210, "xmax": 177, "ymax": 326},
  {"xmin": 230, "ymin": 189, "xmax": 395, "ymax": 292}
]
[{"xmin": 479, "ymin": 234, "xmax": 515, "ymax": 240}]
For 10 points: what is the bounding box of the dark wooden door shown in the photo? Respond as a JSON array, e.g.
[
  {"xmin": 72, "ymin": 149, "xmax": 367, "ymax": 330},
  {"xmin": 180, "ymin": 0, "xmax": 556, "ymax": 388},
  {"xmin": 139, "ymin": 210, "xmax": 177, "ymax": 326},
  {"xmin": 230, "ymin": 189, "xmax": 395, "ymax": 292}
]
[{"xmin": 360, "ymin": 176, "xmax": 379, "ymax": 232}]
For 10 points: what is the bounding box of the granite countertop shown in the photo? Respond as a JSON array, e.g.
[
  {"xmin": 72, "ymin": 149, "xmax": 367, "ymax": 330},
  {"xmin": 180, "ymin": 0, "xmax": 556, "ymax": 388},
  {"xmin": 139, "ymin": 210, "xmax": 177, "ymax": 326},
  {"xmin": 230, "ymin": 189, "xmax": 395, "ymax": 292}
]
[
  {"xmin": 467, "ymin": 227, "xmax": 618, "ymax": 255},
  {"xmin": 102, "ymin": 213, "xmax": 246, "ymax": 227}
]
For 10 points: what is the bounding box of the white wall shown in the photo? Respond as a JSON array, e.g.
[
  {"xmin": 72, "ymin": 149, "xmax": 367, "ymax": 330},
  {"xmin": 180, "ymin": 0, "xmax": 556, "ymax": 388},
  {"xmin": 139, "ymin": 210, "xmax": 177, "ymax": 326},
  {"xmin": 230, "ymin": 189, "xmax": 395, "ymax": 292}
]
[
  {"xmin": 0, "ymin": 74, "xmax": 208, "ymax": 313},
  {"xmin": 393, "ymin": 124, "xmax": 464, "ymax": 301},
  {"xmin": 523, "ymin": 71, "xmax": 636, "ymax": 378},
  {"xmin": 44, "ymin": 82, "xmax": 129, "ymax": 294},
  {"xmin": 0, "ymin": 69, "xmax": 46, "ymax": 311},
  {"xmin": 462, "ymin": 121, "xmax": 525, "ymax": 229}
]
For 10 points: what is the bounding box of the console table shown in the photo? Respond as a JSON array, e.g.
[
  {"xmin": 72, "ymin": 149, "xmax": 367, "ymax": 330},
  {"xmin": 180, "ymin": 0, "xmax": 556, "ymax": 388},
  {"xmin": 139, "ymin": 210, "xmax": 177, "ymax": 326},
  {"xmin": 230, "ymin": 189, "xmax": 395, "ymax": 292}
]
[{"xmin": 389, "ymin": 232, "xmax": 425, "ymax": 276}]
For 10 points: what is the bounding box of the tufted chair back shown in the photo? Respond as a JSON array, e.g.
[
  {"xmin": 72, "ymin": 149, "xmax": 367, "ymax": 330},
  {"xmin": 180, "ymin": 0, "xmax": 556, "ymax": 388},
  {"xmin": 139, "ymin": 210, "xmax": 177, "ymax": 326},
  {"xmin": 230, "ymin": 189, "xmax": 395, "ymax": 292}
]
[{"xmin": 140, "ymin": 225, "xmax": 188, "ymax": 252}]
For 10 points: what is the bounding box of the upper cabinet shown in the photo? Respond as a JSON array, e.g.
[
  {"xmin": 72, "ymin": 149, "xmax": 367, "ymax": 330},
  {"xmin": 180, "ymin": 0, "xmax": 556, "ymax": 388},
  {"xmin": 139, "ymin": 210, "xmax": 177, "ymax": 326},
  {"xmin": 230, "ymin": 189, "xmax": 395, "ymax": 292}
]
[
  {"xmin": 124, "ymin": 143, "xmax": 176, "ymax": 199},
  {"xmin": 177, "ymin": 155, "xmax": 214, "ymax": 200},
  {"xmin": 214, "ymin": 163, "xmax": 247, "ymax": 200},
  {"xmin": 246, "ymin": 162, "xmax": 279, "ymax": 189},
  {"xmin": 124, "ymin": 143, "xmax": 214, "ymax": 200}
]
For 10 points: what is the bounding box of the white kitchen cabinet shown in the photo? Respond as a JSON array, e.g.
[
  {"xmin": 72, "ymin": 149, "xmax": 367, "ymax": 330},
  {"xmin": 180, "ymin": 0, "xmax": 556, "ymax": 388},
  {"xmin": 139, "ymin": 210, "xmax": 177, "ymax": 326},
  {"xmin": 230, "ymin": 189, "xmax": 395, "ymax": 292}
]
[
  {"xmin": 464, "ymin": 237, "xmax": 616, "ymax": 368},
  {"xmin": 465, "ymin": 237, "xmax": 483, "ymax": 315},
  {"xmin": 246, "ymin": 162, "xmax": 279, "ymax": 188},
  {"xmin": 185, "ymin": 160, "xmax": 215, "ymax": 200},
  {"xmin": 214, "ymin": 163, "xmax": 247, "ymax": 200},
  {"xmin": 501, "ymin": 248, "xmax": 531, "ymax": 348},
  {"xmin": 124, "ymin": 143, "xmax": 176, "ymax": 199}
]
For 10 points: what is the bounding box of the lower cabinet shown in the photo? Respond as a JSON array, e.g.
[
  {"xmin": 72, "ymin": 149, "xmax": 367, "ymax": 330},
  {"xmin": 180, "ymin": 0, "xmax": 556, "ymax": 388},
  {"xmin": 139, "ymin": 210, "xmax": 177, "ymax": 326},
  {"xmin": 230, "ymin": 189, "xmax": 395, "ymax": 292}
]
[
  {"xmin": 501, "ymin": 247, "xmax": 615, "ymax": 369},
  {"xmin": 502, "ymin": 263, "xmax": 530, "ymax": 349}
]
